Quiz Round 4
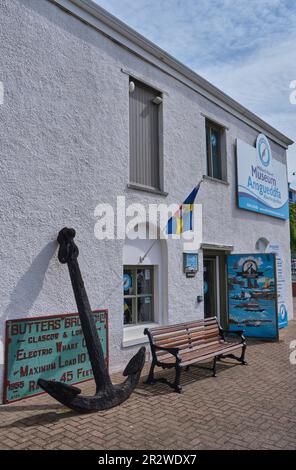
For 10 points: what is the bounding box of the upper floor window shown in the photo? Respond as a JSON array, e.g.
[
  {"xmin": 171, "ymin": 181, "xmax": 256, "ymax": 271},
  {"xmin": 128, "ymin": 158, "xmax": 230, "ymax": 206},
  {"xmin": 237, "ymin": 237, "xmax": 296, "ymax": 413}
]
[
  {"xmin": 129, "ymin": 78, "xmax": 162, "ymax": 190},
  {"xmin": 206, "ymin": 120, "xmax": 225, "ymax": 181}
]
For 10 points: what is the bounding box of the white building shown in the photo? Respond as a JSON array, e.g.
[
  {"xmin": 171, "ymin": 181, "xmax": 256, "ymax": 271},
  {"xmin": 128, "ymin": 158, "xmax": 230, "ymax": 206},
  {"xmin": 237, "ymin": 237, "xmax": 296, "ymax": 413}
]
[{"xmin": 0, "ymin": 0, "xmax": 293, "ymax": 403}]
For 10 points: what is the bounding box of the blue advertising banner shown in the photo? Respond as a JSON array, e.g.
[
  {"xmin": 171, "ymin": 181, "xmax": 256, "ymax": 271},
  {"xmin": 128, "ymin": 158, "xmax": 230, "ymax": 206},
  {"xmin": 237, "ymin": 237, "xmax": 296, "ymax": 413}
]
[
  {"xmin": 267, "ymin": 243, "xmax": 288, "ymax": 329},
  {"xmin": 227, "ymin": 254, "xmax": 278, "ymax": 339},
  {"xmin": 237, "ymin": 134, "xmax": 289, "ymax": 220},
  {"xmin": 3, "ymin": 310, "xmax": 108, "ymax": 403}
]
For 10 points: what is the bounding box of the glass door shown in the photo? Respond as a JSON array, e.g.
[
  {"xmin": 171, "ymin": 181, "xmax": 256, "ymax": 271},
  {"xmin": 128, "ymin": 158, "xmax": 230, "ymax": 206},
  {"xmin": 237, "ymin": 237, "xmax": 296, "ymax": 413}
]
[{"xmin": 204, "ymin": 256, "xmax": 219, "ymax": 319}]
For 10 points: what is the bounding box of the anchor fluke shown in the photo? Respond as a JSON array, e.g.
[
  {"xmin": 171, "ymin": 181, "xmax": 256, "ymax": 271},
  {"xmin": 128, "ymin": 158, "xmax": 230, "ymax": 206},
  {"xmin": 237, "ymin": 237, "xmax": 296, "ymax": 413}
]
[
  {"xmin": 38, "ymin": 346, "xmax": 146, "ymax": 413},
  {"xmin": 38, "ymin": 227, "xmax": 146, "ymax": 412},
  {"xmin": 38, "ymin": 379, "xmax": 81, "ymax": 400},
  {"xmin": 123, "ymin": 345, "xmax": 146, "ymax": 376}
]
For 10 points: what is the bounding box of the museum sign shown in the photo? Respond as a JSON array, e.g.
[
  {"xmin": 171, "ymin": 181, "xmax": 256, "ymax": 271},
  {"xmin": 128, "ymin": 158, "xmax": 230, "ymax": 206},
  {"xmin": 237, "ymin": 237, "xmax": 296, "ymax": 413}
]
[{"xmin": 237, "ymin": 134, "xmax": 289, "ymax": 220}]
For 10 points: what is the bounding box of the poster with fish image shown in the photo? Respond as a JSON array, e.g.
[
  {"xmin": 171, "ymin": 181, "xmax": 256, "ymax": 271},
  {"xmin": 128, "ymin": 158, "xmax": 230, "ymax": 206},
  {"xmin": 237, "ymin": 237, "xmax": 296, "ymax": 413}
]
[{"xmin": 227, "ymin": 253, "xmax": 278, "ymax": 339}]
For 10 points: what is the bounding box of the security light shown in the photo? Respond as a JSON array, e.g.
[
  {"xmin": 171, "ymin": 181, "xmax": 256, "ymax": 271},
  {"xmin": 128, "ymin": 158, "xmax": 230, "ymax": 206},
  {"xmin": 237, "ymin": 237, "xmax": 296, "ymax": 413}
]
[
  {"xmin": 152, "ymin": 96, "xmax": 162, "ymax": 105},
  {"xmin": 129, "ymin": 81, "xmax": 135, "ymax": 93}
]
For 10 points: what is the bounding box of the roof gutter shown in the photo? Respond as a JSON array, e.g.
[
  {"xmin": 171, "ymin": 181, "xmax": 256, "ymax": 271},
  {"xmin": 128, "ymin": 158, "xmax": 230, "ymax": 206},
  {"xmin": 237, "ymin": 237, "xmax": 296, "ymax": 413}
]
[{"xmin": 50, "ymin": 0, "xmax": 294, "ymax": 148}]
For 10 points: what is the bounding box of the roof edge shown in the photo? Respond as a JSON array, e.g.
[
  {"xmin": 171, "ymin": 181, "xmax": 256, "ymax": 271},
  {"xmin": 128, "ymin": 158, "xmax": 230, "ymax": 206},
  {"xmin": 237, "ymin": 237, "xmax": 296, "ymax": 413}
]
[{"xmin": 50, "ymin": 0, "xmax": 294, "ymax": 148}]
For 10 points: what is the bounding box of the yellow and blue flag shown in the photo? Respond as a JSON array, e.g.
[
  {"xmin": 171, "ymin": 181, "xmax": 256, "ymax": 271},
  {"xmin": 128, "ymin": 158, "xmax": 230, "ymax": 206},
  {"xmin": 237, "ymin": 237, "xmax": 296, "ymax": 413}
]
[{"xmin": 167, "ymin": 182, "xmax": 201, "ymax": 235}]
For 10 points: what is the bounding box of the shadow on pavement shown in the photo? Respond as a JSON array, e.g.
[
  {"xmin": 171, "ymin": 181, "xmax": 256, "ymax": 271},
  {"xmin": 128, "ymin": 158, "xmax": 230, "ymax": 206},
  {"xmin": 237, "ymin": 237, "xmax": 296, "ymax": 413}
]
[
  {"xmin": 136, "ymin": 360, "xmax": 240, "ymax": 397},
  {"xmin": 0, "ymin": 408, "xmax": 80, "ymax": 429}
]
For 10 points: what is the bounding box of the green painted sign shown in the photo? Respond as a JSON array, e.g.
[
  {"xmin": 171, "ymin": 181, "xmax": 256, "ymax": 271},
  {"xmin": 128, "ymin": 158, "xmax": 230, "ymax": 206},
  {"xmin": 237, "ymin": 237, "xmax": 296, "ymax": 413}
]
[{"xmin": 3, "ymin": 310, "xmax": 108, "ymax": 403}]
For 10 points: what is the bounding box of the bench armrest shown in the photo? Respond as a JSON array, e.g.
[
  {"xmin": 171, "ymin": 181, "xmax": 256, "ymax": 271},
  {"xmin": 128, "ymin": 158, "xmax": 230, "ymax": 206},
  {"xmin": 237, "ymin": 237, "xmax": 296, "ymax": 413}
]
[
  {"xmin": 154, "ymin": 345, "xmax": 181, "ymax": 363},
  {"xmin": 219, "ymin": 329, "xmax": 246, "ymax": 343}
]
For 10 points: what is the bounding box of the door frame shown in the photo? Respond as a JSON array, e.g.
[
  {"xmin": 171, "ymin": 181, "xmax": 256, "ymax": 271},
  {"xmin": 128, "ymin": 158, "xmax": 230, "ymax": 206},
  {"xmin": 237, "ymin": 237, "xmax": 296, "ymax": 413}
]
[{"xmin": 203, "ymin": 250, "xmax": 228, "ymax": 327}]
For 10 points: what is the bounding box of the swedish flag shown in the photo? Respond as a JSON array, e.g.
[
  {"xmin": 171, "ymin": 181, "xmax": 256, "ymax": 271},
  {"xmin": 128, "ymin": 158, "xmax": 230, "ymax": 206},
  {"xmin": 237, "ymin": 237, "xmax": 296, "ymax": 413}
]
[{"xmin": 167, "ymin": 182, "xmax": 202, "ymax": 235}]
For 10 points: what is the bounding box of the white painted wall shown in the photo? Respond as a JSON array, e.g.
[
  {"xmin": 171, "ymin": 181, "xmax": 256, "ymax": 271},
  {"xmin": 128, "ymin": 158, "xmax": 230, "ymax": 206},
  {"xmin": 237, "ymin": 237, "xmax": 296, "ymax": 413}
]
[{"xmin": 0, "ymin": 0, "xmax": 293, "ymax": 402}]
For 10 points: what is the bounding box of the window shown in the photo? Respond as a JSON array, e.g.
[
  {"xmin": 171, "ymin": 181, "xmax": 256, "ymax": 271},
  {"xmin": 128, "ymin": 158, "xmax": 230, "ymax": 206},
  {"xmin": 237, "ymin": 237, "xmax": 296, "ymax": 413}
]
[
  {"xmin": 206, "ymin": 120, "xmax": 225, "ymax": 180},
  {"xmin": 129, "ymin": 78, "xmax": 162, "ymax": 190},
  {"xmin": 123, "ymin": 266, "xmax": 154, "ymax": 326}
]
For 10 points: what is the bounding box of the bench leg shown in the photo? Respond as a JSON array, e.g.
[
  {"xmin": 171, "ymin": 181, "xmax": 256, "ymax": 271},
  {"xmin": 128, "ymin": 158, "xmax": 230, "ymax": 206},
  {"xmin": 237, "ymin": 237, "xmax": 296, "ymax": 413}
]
[
  {"xmin": 212, "ymin": 356, "xmax": 217, "ymax": 377},
  {"xmin": 240, "ymin": 344, "xmax": 247, "ymax": 365},
  {"xmin": 145, "ymin": 360, "xmax": 156, "ymax": 384},
  {"xmin": 145, "ymin": 361, "xmax": 182, "ymax": 393},
  {"xmin": 173, "ymin": 364, "xmax": 182, "ymax": 393},
  {"xmin": 219, "ymin": 345, "xmax": 248, "ymax": 365}
]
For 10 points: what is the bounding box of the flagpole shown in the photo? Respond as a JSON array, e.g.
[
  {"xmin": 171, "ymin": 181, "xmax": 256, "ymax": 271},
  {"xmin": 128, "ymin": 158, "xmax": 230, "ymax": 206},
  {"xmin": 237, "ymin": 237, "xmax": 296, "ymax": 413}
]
[
  {"xmin": 139, "ymin": 238, "xmax": 159, "ymax": 264},
  {"xmin": 139, "ymin": 176, "xmax": 204, "ymax": 264}
]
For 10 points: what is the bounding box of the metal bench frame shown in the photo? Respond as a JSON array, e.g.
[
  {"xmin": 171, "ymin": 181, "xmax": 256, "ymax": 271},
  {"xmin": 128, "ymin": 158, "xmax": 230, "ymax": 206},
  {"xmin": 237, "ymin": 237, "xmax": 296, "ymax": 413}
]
[{"xmin": 144, "ymin": 317, "xmax": 247, "ymax": 393}]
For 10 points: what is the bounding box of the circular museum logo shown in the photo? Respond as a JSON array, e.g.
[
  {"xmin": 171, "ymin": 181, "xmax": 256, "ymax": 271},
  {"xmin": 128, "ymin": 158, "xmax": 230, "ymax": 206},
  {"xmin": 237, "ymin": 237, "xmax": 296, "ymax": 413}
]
[{"xmin": 256, "ymin": 134, "xmax": 271, "ymax": 167}]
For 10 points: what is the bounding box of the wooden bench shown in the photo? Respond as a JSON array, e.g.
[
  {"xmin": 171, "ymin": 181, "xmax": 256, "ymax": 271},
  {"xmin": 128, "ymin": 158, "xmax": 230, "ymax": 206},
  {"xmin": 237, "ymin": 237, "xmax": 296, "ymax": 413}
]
[{"xmin": 144, "ymin": 317, "xmax": 247, "ymax": 393}]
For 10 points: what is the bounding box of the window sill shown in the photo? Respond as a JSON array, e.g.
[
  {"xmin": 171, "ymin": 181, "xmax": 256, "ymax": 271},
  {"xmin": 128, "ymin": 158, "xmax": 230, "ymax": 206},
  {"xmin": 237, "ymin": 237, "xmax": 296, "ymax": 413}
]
[
  {"xmin": 202, "ymin": 175, "xmax": 229, "ymax": 186},
  {"xmin": 122, "ymin": 323, "xmax": 158, "ymax": 348},
  {"xmin": 127, "ymin": 183, "xmax": 168, "ymax": 197}
]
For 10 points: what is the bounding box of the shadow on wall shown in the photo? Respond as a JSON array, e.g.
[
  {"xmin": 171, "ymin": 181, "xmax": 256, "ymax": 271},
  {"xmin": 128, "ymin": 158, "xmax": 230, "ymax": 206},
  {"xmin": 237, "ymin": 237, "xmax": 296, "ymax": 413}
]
[{"xmin": 4, "ymin": 241, "xmax": 57, "ymax": 320}]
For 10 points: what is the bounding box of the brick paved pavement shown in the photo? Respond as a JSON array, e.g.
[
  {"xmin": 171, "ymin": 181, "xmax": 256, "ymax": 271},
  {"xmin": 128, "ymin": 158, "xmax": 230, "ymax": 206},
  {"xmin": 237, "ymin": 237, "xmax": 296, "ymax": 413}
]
[{"xmin": 0, "ymin": 321, "xmax": 295, "ymax": 450}]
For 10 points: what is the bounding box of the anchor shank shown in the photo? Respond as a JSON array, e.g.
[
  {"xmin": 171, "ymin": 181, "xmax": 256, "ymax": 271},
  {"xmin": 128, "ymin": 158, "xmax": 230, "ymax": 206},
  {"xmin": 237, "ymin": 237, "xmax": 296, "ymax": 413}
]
[
  {"xmin": 67, "ymin": 258, "xmax": 113, "ymax": 392},
  {"xmin": 57, "ymin": 227, "xmax": 112, "ymax": 393}
]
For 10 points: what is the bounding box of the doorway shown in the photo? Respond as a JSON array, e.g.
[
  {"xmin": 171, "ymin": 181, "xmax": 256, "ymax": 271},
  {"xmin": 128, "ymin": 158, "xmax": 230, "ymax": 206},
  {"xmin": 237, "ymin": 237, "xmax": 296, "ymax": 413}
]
[{"xmin": 203, "ymin": 251, "xmax": 227, "ymax": 326}]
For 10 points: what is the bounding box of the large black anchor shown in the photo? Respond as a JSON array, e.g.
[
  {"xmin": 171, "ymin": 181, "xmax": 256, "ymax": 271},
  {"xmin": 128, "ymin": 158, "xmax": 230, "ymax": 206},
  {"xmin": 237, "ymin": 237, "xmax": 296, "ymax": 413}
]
[{"xmin": 38, "ymin": 227, "xmax": 146, "ymax": 412}]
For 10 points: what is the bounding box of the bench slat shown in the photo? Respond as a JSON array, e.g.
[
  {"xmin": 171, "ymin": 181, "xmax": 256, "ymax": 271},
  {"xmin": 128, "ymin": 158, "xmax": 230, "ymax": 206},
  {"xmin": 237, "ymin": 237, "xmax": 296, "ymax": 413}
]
[
  {"xmin": 155, "ymin": 331, "xmax": 220, "ymax": 351},
  {"xmin": 149, "ymin": 318, "xmax": 217, "ymax": 336},
  {"xmin": 181, "ymin": 343, "xmax": 243, "ymax": 366},
  {"xmin": 152, "ymin": 324, "xmax": 219, "ymax": 344},
  {"xmin": 155, "ymin": 337, "xmax": 192, "ymax": 349},
  {"xmin": 159, "ymin": 342, "xmax": 242, "ymax": 365},
  {"xmin": 155, "ymin": 339, "xmax": 222, "ymax": 360},
  {"xmin": 189, "ymin": 331, "xmax": 220, "ymax": 343},
  {"xmin": 154, "ymin": 330, "xmax": 189, "ymax": 342},
  {"xmin": 156, "ymin": 338, "xmax": 223, "ymax": 357},
  {"xmin": 187, "ymin": 330, "xmax": 219, "ymax": 339}
]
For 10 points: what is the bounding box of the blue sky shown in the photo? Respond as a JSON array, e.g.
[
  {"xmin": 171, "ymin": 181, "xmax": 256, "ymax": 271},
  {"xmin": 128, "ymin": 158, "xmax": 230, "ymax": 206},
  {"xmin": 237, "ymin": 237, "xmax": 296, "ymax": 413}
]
[{"xmin": 94, "ymin": 0, "xmax": 296, "ymax": 185}]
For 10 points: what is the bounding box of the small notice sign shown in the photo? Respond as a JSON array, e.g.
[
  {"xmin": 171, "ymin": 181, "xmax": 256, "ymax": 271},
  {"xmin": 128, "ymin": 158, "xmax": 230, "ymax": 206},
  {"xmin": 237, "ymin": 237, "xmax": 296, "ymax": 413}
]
[{"xmin": 3, "ymin": 310, "xmax": 108, "ymax": 403}]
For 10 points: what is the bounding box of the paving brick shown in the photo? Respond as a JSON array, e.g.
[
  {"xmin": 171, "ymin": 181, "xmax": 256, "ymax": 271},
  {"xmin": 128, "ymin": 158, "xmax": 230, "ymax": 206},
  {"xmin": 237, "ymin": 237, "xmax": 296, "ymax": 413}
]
[{"xmin": 0, "ymin": 320, "xmax": 296, "ymax": 449}]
